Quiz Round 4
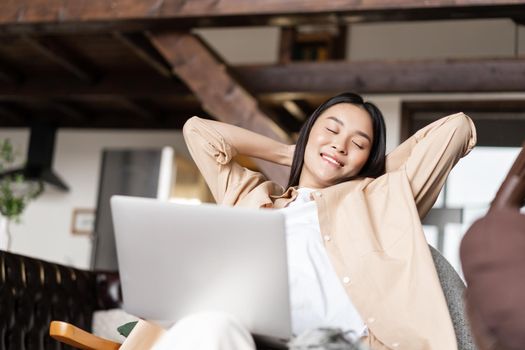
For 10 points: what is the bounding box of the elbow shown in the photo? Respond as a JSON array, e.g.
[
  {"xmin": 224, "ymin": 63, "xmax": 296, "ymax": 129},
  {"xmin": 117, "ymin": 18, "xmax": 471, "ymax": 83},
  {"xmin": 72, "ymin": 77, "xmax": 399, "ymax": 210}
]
[
  {"xmin": 182, "ymin": 116, "xmax": 202, "ymax": 139},
  {"xmin": 451, "ymin": 112, "xmax": 477, "ymax": 156}
]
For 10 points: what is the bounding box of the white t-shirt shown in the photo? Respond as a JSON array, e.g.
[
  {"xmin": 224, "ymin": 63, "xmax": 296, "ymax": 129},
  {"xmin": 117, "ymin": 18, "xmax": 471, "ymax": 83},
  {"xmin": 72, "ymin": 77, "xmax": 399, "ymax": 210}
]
[{"xmin": 279, "ymin": 187, "xmax": 367, "ymax": 339}]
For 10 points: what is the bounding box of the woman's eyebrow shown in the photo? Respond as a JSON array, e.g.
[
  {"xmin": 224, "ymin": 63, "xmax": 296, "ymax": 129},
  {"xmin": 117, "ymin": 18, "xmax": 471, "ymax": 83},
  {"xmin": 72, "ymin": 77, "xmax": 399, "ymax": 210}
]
[
  {"xmin": 355, "ymin": 131, "xmax": 372, "ymax": 143},
  {"xmin": 327, "ymin": 116, "xmax": 344, "ymax": 126},
  {"xmin": 327, "ymin": 116, "xmax": 372, "ymax": 143}
]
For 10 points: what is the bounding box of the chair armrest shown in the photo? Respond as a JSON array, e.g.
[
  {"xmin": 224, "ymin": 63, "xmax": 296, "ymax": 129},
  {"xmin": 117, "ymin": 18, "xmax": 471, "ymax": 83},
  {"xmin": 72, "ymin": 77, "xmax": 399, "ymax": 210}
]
[{"xmin": 50, "ymin": 321, "xmax": 121, "ymax": 350}]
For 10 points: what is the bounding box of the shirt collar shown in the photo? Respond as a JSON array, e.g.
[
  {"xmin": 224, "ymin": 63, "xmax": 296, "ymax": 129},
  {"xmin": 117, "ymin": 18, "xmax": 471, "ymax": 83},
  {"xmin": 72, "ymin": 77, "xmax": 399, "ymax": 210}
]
[
  {"xmin": 270, "ymin": 186, "xmax": 298, "ymax": 200},
  {"xmin": 269, "ymin": 186, "xmax": 300, "ymax": 209}
]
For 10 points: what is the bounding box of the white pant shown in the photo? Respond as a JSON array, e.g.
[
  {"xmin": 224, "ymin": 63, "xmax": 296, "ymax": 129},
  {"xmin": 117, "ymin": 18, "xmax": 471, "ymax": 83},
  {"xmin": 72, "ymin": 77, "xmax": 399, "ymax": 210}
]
[{"xmin": 151, "ymin": 312, "xmax": 256, "ymax": 350}]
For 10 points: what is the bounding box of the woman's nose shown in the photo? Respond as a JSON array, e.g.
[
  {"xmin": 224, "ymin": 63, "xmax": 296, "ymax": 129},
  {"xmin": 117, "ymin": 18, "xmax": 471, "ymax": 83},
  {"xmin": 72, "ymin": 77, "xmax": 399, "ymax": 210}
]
[{"xmin": 331, "ymin": 144, "xmax": 347, "ymax": 155}]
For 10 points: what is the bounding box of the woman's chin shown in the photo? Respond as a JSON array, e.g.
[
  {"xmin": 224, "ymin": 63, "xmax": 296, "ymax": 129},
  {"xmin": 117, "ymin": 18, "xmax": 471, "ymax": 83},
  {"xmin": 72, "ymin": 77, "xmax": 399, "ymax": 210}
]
[
  {"xmin": 313, "ymin": 176, "xmax": 342, "ymax": 188},
  {"xmin": 299, "ymin": 168, "xmax": 351, "ymax": 188}
]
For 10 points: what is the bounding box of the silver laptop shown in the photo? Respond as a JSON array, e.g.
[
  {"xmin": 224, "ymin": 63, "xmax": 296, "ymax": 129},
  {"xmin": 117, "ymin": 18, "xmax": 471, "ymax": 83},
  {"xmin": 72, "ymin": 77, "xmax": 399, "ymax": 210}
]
[{"xmin": 110, "ymin": 195, "xmax": 292, "ymax": 344}]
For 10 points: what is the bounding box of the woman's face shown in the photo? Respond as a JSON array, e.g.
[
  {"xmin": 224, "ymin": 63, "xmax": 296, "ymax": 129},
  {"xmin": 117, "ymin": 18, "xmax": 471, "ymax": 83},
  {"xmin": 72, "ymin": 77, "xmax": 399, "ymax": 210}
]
[{"xmin": 299, "ymin": 103, "xmax": 374, "ymax": 189}]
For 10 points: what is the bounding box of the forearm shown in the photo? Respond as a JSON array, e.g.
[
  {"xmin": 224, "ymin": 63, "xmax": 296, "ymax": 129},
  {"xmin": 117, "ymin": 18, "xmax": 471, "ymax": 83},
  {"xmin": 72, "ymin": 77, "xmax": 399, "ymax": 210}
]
[
  {"xmin": 385, "ymin": 112, "xmax": 477, "ymax": 217},
  {"xmin": 202, "ymin": 118, "xmax": 293, "ymax": 166}
]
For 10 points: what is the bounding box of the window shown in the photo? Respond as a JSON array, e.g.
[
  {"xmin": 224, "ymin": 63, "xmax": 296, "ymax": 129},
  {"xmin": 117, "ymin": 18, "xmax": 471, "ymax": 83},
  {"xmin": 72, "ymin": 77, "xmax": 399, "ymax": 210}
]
[{"xmin": 402, "ymin": 100, "xmax": 525, "ymax": 276}]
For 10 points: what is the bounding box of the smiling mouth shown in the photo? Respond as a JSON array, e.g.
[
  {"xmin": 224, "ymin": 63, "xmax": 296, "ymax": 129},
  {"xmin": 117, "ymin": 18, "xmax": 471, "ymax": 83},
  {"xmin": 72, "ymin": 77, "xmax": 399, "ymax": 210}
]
[{"xmin": 321, "ymin": 153, "xmax": 344, "ymax": 167}]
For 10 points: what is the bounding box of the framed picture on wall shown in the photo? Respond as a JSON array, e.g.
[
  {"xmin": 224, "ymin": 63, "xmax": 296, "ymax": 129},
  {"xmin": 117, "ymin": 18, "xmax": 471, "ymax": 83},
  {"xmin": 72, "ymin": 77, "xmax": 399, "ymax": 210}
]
[{"xmin": 71, "ymin": 208, "xmax": 95, "ymax": 235}]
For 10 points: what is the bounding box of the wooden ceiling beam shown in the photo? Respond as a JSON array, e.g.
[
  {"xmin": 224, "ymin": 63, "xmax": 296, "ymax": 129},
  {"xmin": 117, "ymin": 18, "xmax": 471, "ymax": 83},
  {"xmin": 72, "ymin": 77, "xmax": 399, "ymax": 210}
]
[
  {"xmin": 49, "ymin": 100, "xmax": 88, "ymax": 122},
  {"xmin": 21, "ymin": 35, "xmax": 100, "ymax": 83},
  {"xmin": 0, "ymin": 58, "xmax": 524, "ymax": 96},
  {"xmin": 0, "ymin": 56, "xmax": 24, "ymax": 84},
  {"xmin": 118, "ymin": 98, "xmax": 156, "ymax": 120},
  {"xmin": 0, "ymin": 102, "xmax": 29, "ymax": 124},
  {"xmin": 0, "ymin": 103, "xmax": 24, "ymax": 123},
  {"xmin": 149, "ymin": 31, "xmax": 291, "ymax": 186},
  {"xmin": 113, "ymin": 32, "xmax": 173, "ymax": 78},
  {"xmin": 0, "ymin": 68, "xmax": 21, "ymax": 84},
  {"xmin": 237, "ymin": 58, "xmax": 525, "ymax": 94},
  {"xmin": 0, "ymin": 95, "xmax": 207, "ymax": 128},
  {"xmin": 0, "ymin": 73, "xmax": 189, "ymax": 97},
  {"xmin": 0, "ymin": 111, "xmax": 191, "ymax": 129},
  {"xmin": 1, "ymin": 1, "xmax": 524, "ymax": 30}
]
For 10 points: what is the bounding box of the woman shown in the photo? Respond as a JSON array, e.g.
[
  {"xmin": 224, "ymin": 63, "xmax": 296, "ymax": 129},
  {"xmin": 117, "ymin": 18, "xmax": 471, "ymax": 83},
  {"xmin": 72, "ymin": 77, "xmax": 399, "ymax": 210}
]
[{"xmin": 152, "ymin": 92, "xmax": 476, "ymax": 350}]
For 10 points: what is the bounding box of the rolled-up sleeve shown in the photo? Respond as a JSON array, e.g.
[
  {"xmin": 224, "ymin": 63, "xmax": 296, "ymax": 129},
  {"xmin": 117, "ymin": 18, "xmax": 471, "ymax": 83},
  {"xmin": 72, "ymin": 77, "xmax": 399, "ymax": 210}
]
[
  {"xmin": 385, "ymin": 112, "xmax": 477, "ymax": 218},
  {"xmin": 183, "ymin": 116, "xmax": 267, "ymax": 205}
]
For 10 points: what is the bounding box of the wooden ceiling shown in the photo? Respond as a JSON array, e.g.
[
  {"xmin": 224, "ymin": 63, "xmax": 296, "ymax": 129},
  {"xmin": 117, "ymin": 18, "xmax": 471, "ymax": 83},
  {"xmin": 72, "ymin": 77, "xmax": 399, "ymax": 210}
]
[
  {"xmin": 1, "ymin": 1, "xmax": 524, "ymax": 32},
  {"xmin": 0, "ymin": 0, "xmax": 524, "ymax": 134}
]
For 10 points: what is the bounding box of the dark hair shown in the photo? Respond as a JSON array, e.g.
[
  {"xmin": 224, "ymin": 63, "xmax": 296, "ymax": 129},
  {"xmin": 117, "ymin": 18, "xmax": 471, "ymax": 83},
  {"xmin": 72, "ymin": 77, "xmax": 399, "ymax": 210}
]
[{"xmin": 286, "ymin": 92, "xmax": 386, "ymax": 188}]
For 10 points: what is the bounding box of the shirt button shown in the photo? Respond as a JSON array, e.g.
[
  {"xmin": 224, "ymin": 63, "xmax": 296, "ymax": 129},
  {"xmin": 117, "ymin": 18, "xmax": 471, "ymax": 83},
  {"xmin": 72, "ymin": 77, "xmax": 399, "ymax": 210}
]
[
  {"xmin": 323, "ymin": 235, "xmax": 331, "ymax": 242},
  {"xmin": 367, "ymin": 317, "xmax": 375, "ymax": 324},
  {"xmin": 392, "ymin": 342, "xmax": 400, "ymax": 348},
  {"xmin": 342, "ymin": 276, "xmax": 350, "ymax": 284}
]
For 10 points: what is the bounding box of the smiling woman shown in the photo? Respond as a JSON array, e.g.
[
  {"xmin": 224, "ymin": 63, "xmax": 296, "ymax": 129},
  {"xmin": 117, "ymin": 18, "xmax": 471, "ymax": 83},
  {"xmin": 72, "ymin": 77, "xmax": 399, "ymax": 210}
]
[
  {"xmin": 287, "ymin": 92, "xmax": 386, "ymax": 189},
  {"xmin": 301, "ymin": 104, "xmax": 374, "ymax": 188},
  {"xmin": 169, "ymin": 91, "xmax": 477, "ymax": 350}
]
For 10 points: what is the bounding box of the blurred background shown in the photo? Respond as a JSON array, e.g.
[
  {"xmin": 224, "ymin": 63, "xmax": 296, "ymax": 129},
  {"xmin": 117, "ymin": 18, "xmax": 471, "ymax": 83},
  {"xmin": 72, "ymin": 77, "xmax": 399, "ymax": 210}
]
[{"xmin": 0, "ymin": 2, "xmax": 524, "ymax": 276}]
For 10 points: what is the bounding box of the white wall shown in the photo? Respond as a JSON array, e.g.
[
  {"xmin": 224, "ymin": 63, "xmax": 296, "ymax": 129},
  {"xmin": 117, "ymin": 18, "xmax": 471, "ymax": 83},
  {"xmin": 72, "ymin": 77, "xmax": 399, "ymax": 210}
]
[
  {"xmin": 363, "ymin": 96, "xmax": 401, "ymax": 153},
  {"xmin": 347, "ymin": 19, "xmax": 521, "ymax": 60},
  {"xmin": 194, "ymin": 26, "xmax": 280, "ymax": 64},
  {"xmin": 0, "ymin": 129, "xmax": 189, "ymax": 269},
  {"xmin": 193, "ymin": 20, "xmax": 524, "ymax": 64}
]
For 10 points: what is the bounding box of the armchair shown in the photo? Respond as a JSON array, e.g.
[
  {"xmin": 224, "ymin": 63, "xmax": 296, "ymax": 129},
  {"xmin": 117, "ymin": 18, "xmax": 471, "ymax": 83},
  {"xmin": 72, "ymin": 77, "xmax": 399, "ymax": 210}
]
[
  {"xmin": 50, "ymin": 321, "xmax": 120, "ymax": 350},
  {"xmin": 48, "ymin": 245, "xmax": 476, "ymax": 350},
  {"xmin": 0, "ymin": 250, "xmax": 120, "ymax": 350}
]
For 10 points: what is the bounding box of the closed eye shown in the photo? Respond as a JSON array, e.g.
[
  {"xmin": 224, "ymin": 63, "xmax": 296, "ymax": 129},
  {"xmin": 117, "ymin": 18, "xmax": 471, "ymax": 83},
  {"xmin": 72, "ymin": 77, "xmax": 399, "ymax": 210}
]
[
  {"xmin": 325, "ymin": 127, "xmax": 336, "ymax": 134},
  {"xmin": 353, "ymin": 141, "xmax": 364, "ymax": 149}
]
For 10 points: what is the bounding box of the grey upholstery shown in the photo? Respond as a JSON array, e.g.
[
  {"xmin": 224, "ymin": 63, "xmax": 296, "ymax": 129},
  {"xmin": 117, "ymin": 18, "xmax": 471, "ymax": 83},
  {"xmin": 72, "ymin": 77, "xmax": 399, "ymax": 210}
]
[{"xmin": 429, "ymin": 245, "xmax": 477, "ymax": 350}]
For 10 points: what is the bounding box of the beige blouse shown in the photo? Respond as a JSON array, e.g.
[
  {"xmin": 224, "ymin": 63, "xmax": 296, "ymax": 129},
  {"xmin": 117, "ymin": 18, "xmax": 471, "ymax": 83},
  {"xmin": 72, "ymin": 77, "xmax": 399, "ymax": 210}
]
[{"xmin": 183, "ymin": 112, "xmax": 477, "ymax": 350}]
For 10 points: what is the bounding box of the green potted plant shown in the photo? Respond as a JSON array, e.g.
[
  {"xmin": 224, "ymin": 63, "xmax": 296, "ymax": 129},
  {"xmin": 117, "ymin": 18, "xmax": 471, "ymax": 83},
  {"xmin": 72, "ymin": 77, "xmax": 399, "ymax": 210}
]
[{"xmin": 0, "ymin": 139, "xmax": 43, "ymax": 251}]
